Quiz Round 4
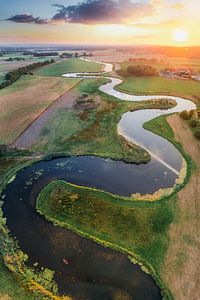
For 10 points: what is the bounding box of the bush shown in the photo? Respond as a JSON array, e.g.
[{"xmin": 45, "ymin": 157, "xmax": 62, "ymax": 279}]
[
  {"xmin": 189, "ymin": 118, "xmax": 198, "ymax": 128},
  {"xmin": 180, "ymin": 110, "xmax": 191, "ymax": 120},
  {"xmin": 194, "ymin": 125, "xmax": 200, "ymax": 139},
  {"xmin": 194, "ymin": 129, "xmax": 200, "ymax": 139}
]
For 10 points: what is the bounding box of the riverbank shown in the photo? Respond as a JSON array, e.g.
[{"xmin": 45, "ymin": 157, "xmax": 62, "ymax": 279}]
[
  {"xmin": 0, "ymin": 153, "xmax": 37, "ymax": 300},
  {"xmin": 0, "ymin": 153, "xmax": 74, "ymax": 300}
]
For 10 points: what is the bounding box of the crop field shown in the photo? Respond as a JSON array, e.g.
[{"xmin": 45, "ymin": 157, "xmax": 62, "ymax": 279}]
[
  {"xmin": 0, "ymin": 75, "xmax": 80, "ymax": 144},
  {"xmin": 35, "ymin": 58, "xmax": 103, "ymax": 77}
]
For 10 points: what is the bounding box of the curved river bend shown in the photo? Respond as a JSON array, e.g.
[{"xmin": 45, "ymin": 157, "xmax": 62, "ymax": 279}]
[{"xmin": 2, "ymin": 59, "xmax": 196, "ymax": 300}]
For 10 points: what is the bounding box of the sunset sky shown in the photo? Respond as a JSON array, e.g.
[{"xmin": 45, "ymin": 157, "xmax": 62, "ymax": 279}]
[{"xmin": 0, "ymin": 0, "xmax": 199, "ymax": 46}]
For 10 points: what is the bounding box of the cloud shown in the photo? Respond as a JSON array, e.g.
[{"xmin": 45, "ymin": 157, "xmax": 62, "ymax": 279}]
[
  {"xmin": 6, "ymin": 14, "xmax": 48, "ymax": 25},
  {"xmin": 52, "ymin": 0, "xmax": 154, "ymax": 25}
]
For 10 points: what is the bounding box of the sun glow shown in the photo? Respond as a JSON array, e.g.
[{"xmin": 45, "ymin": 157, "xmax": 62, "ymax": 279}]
[{"xmin": 172, "ymin": 29, "xmax": 189, "ymax": 43}]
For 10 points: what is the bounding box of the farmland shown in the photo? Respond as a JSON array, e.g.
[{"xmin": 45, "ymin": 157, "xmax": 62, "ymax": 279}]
[
  {"xmin": 0, "ymin": 55, "xmax": 56, "ymax": 78},
  {"xmin": 0, "ymin": 75, "xmax": 80, "ymax": 144}
]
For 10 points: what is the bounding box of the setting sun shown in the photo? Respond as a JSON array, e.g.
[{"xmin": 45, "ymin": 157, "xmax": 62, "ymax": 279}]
[{"xmin": 172, "ymin": 29, "xmax": 189, "ymax": 43}]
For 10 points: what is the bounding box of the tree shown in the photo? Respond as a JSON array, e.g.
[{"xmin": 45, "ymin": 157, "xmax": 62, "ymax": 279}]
[{"xmin": 126, "ymin": 65, "xmax": 158, "ymax": 77}]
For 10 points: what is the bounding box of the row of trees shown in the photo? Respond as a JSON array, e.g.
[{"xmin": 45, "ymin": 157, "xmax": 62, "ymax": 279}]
[
  {"xmin": 129, "ymin": 58, "xmax": 164, "ymax": 63},
  {"xmin": 0, "ymin": 59, "xmax": 55, "ymax": 89}
]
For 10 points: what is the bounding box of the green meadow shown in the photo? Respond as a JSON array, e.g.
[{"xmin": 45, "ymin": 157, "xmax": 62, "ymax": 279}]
[
  {"xmin": 35, "ymin": 58, "xmax": 102, "ymax": 77},
  {"xmin": 116, "ymin": 76, "xmax": 200, "ymax": 99}
]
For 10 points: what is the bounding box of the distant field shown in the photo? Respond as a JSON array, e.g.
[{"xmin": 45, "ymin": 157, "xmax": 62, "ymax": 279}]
[
  {"xmin": 116, "ymin": 76, "xmax": 200, "ymax": 98},
  {"xmin": 121, "ymin": 58, "xmax": 200, "ymax": 72},
  {"xmin": 0, "ymin": 75, "xmax": 80, "ymax": 144},
  {"xmin": 35, "ymin": 58, "xmax": 102, "ymax": 77},
  {"xmin": 0, "ymin": 56, "xmax": 57, "ymax": 76}
]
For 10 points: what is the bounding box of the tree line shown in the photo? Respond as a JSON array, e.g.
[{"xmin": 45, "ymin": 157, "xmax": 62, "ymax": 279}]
[
  {"xmin": 118, "ymin": 64, "xmax": 158, "ymax": 77},
  {"xmin": 0, "ymin": 59, "xmax": 55, "ymax": 90}
]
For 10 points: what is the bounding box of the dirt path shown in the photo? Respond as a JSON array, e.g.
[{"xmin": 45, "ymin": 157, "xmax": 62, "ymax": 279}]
[
  {"xmin": 13, "ymin": 88, "xmax": 79, "ymax": 149},
  {"xmin": 162, "ymin": 114, "xmax": 200, "ymax": 300}
]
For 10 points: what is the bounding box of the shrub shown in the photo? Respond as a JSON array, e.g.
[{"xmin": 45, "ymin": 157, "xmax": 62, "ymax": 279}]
[
  {"xmin": 180, "ymin": 110, "xmax": 191, "ymax": 120},
  {"xmin": 194, "ymin": 125, "xmax": 200, "ymax": 139},
  {"xmin": 189, "ymin": 118, "xmax": 198, "ymax": 128},
  {"xmin": 194, "ymin": 129, "xmax": 200, "ymax": 139},
  {"xmin": 189, "ymin": 109, "xmax": 197, "ymax": 118}
]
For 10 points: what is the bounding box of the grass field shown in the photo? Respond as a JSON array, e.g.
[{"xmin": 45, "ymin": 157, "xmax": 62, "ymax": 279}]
[
  {"xmin": 37, "ymin": 179, "xmax": 176, "ymax": 279},
  {"xmin": 35, "ymin": 58, "xmax": 102, "ymax": 77},
  {"xmin": 0, "ymin": 75, "xmax": 80, "ymax": 144},
  {"xmin": 31, "ymin": 78, "xmax": 176, "ymax": 163},
  {"xmin": 0, "ymin": 56, "xmax": 54, "ymax": 76},
  {"xmin": 116, "ymin": 76, "xmax": 200, "ymax": 100},
  {"xmin": 161, "ymin": 115, "xmax": 200, "ymax": 300}
]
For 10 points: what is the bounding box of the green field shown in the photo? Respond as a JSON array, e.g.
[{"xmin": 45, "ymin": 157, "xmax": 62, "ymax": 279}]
[
  {"xmin": 116, "ymin": 76, "xmax": 200, "ymax": 99},
  {"xmin": 35, "ymin": 58, "xmax": 102, "ymax": 77},
  {"xmin": 32, "ymin": 78, "xmax": 150, "ymax": 163},
  {"xmin": 0, "ymin": 56, "xmax": 56, "ymax": 76},
  {"xmin": 32, "ymin": 78, "xmax": 175, "ymax": 163},
  {"xmin": 37, "ymin": 180, "xmax": 176, "ymax": 279}
]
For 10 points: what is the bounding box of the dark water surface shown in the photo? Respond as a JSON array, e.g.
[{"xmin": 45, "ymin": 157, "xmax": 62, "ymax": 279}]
[{"xmin": 2, "ymin": 156, "xmax": 163, "ymax": 300}]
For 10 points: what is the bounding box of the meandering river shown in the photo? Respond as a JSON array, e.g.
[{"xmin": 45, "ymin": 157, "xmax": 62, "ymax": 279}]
[{"xmin": 2, "ymin": 59, "xmax": 196, "ymax": 299}]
